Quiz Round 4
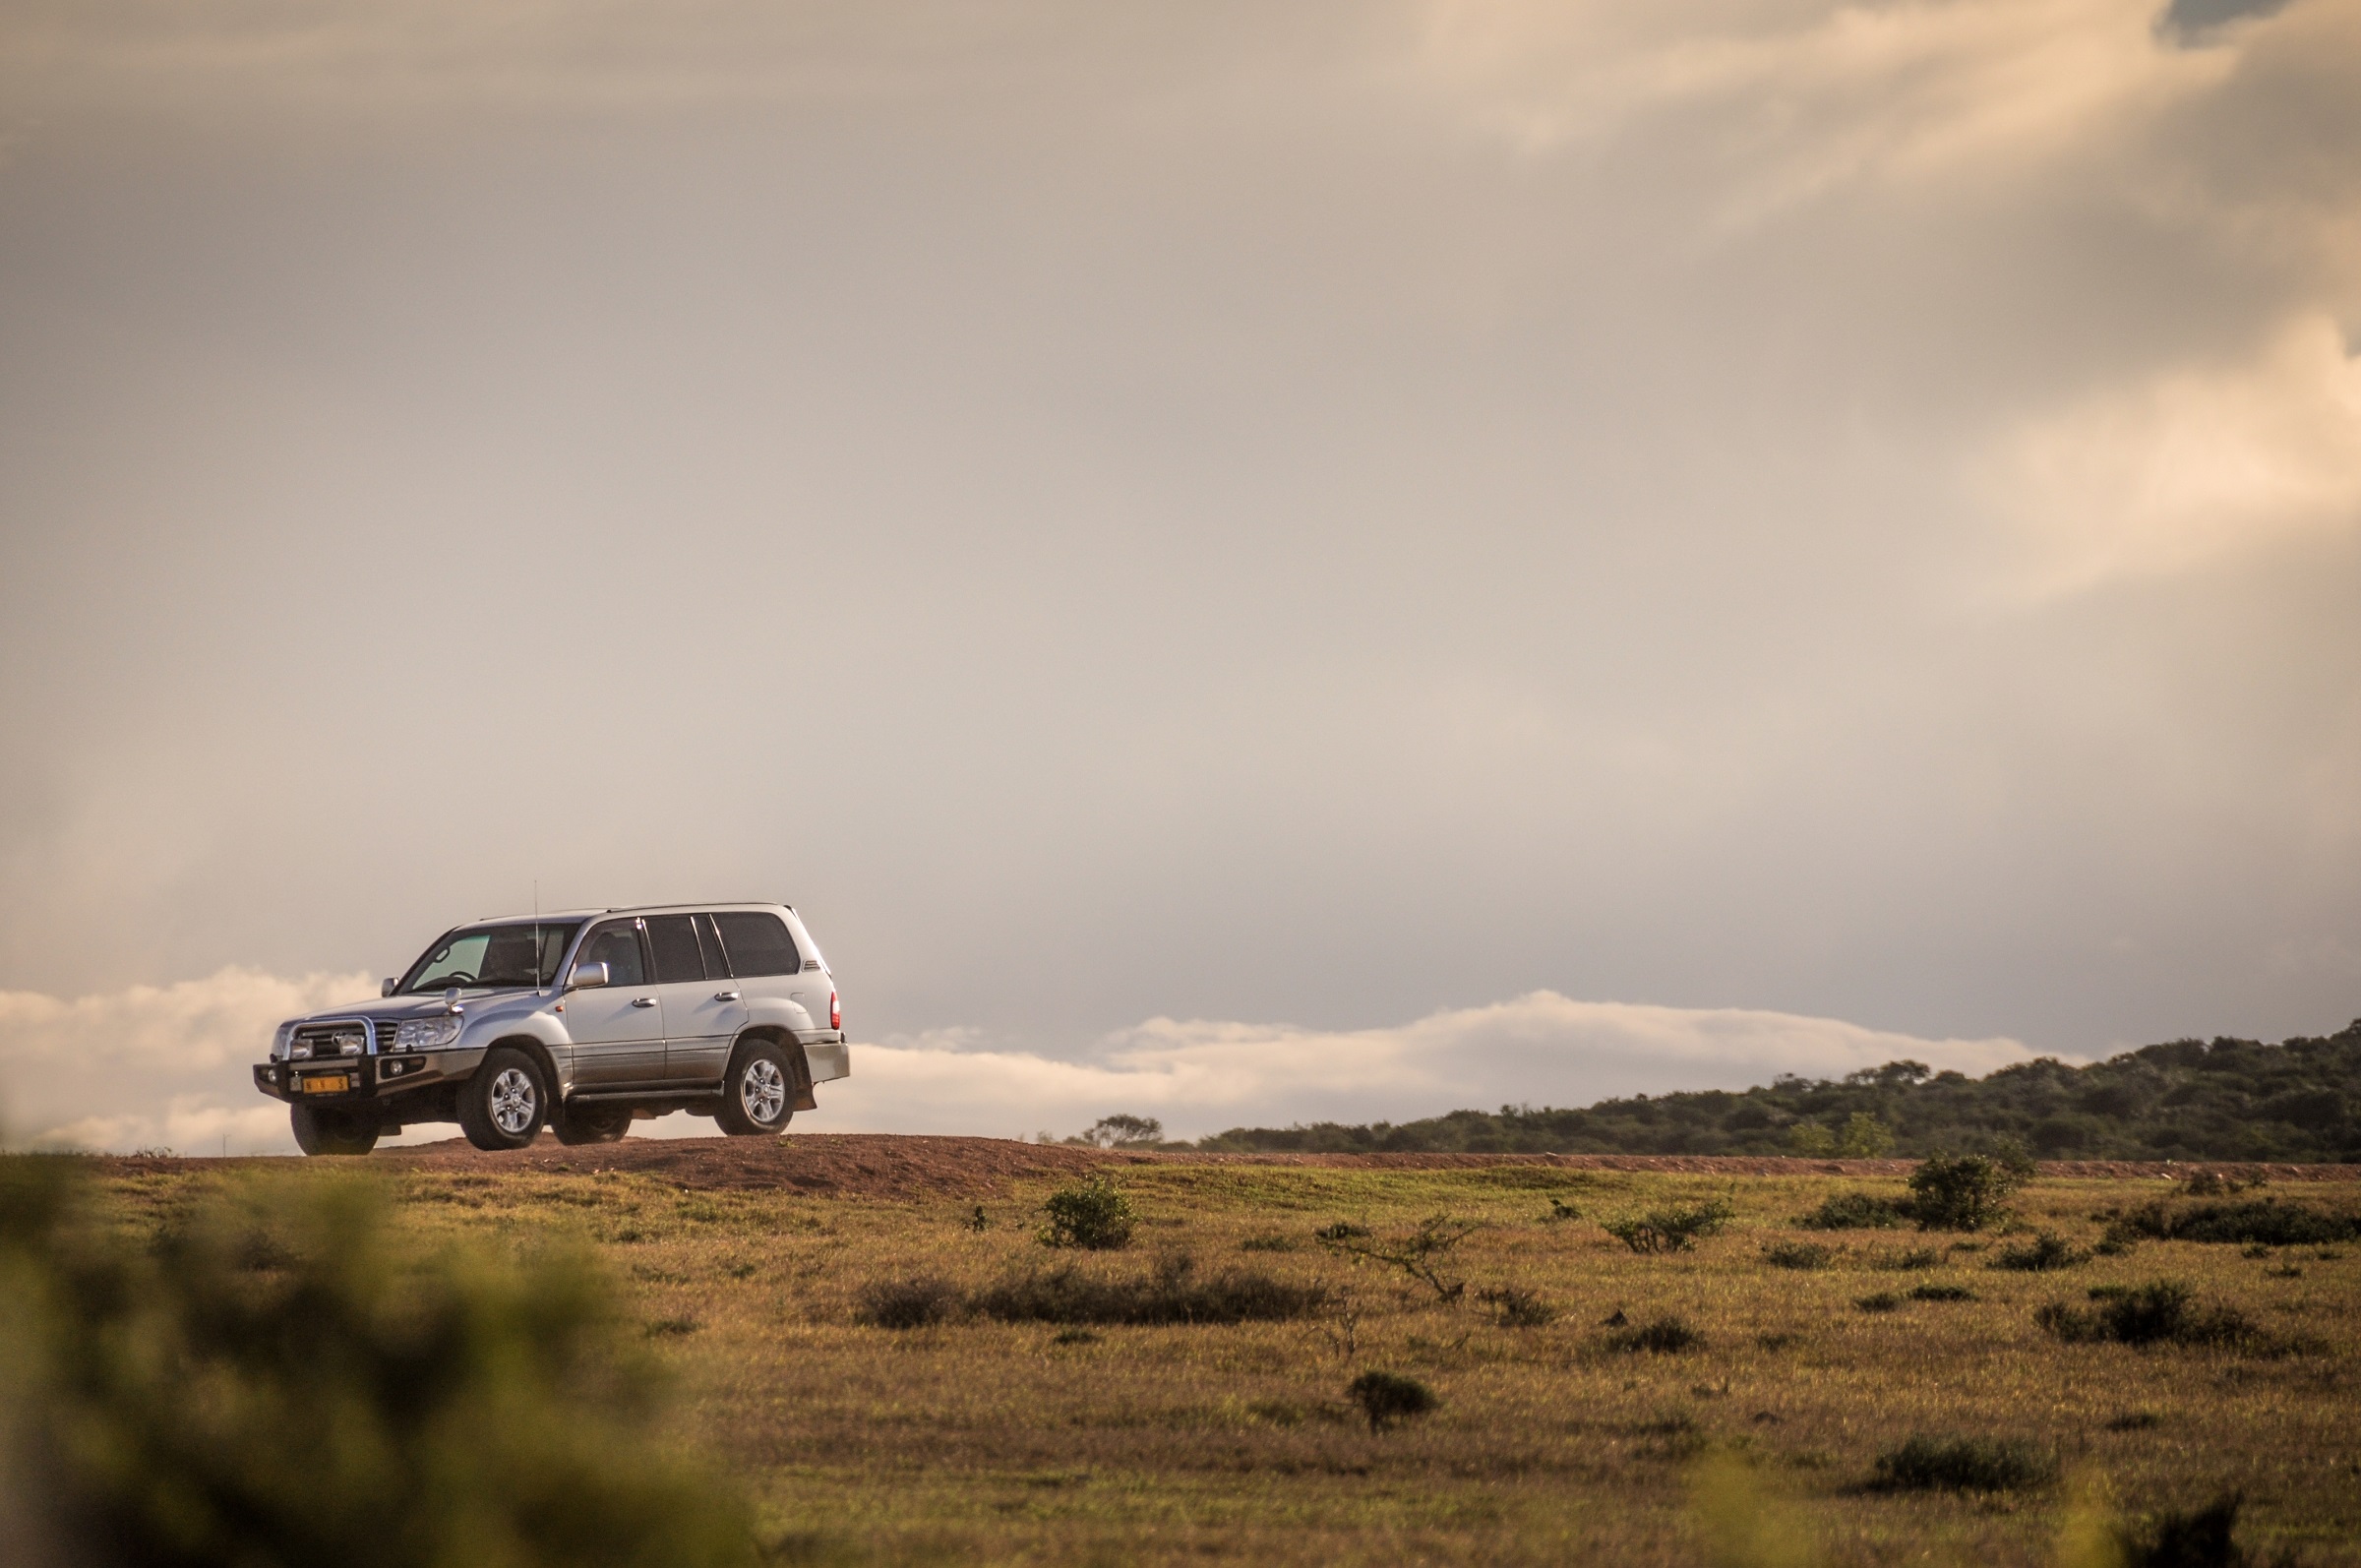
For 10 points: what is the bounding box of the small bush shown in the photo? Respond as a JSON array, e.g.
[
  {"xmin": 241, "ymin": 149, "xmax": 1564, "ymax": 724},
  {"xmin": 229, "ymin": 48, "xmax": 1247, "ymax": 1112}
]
[
  {"xmin": 1346, "ymin": 1370, "xmax": 1438, "ymax": 1431},
  {"xmin": 1854, "ymin": 1291, "xmax": 1902, "ymax": 1313},
  {"xmin": 1761, "ymin": 1240, "xmax": 1834, "ymax": 1270},
  {"xmin": 856, "ymin": 1276, "xmax": 964, "ymax": 1330},
  {"xmin": 1908, "ymin": 1283, "xmax": 1975, "ymax": 1301},
  {"xmin": 1319, "ymin": 1214, "xmax": 1482, "ymax": 1301},
  {"xmin": 1797, "ymin": 1192, "xmax": 1912, "ymax": 1231},
  {"xmin": 1038, "ymin": 1176, "xmax": 1136, "ymax": 1250},
  {"xmin": 1870, "ymin": 1434, "xmax": 2057, "ymax": 1492},
  {"xmin": 1545, "ymin": 1197, "xmax": 1583, "ymax": 1222},
  {"xmin": 2117, "ymin": 1198, "xmax": 2361, "ymax": 1247},
  {"xmin": 1476, "ymin": 1285, "xmax": 1557, "ymax": 1327},
  {"xmin": 1907, "ymin": 1154, "xmax": 2021, "ymax": 1232},
  {"xmin": 1604, "ymin": 1198, "xmax": 1734, "ymax": 1254},
  {"xmin": 971, "ymin": 1253, "xmax": 1328, "ymax": 1326},
  {"xmin": 1608, "ymin": 1314, "xmax": 1703, "ymax": 1353},
  {"xmin": 2104, "ymin": 1410, "xmax": 2163, "ymax": 1431},
  {"xmin": 2035, "ymin": 1282, "xmax": 2265, "ymax": 1350},
  {"xmin": 1990, "ymin": 1232, "xmax": 2089, "ymax": 1272},
  {"xmin": 1314, "ymin": 1221, "xmax": 1370, "ymax": 1242},
  {"xmin": 2113, "ymin": 1492, "xmax": 2253, "ymax": 1568}
]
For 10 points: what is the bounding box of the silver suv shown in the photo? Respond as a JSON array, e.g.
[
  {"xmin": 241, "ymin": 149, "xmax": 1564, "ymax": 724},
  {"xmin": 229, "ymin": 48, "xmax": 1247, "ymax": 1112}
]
[{"xmin": 253, "ymin": 903, "xmax": 849, "ymax": 1155}]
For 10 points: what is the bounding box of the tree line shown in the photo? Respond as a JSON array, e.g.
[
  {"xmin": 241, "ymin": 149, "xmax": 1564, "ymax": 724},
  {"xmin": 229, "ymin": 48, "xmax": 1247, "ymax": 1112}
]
[{"xmin": 1192, "ymin": 1021, "xmax": 2361, "ymax": 1163}]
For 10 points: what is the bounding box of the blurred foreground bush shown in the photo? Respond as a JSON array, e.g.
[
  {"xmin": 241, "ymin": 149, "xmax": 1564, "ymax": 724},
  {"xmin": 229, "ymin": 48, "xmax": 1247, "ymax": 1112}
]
[{"xmin": 0, "ymin": 1156, "xmax": 754, "ymax": 1568}]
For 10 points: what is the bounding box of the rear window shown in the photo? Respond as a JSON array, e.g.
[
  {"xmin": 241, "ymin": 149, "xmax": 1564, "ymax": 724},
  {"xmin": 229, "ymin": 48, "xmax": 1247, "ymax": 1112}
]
[{"xmin": 712, "ymin": 912, "xmax": 800, "ymax": 976}]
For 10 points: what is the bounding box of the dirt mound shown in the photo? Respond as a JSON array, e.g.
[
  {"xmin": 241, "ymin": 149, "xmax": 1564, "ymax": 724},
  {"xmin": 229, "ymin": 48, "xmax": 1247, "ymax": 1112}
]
[{"xmin": 339, "ymin": 1135, "xmax": 2361, "ymax": 1197}]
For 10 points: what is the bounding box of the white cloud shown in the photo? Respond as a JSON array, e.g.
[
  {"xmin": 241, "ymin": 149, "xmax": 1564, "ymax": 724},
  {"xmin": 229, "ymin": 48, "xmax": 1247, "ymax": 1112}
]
[
  {"xmin": 1415, "ymin": 0, "xmax": 2236, "ymax": 211},
  {"xmin": 817, "ymin": 991, "xmax": 2043, "ymax": 1140},
  {"xmin": 0, "ymin": 970, "xmax": 2040, "ymax": 1153},
  {"xmin": 0, "ymin": 967, "xmax": 376, "ymax": 1155},
  {"xmin": 1993, "ymin": 315, "xmax": 2361, "ymax": 592}
]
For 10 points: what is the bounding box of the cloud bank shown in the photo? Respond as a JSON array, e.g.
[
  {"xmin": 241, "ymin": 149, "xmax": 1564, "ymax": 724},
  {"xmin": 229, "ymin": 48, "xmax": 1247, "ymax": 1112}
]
[{"xmin": 0, "ymin": 968, "xmax": 2042, "ymax": 1153}]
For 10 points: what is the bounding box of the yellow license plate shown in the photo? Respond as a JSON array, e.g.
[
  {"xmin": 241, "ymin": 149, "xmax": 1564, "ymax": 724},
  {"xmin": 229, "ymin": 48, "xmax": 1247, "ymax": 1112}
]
[{"xmin": 301, "ymin": 1075, "xmax": 350, "ymax": 1095}]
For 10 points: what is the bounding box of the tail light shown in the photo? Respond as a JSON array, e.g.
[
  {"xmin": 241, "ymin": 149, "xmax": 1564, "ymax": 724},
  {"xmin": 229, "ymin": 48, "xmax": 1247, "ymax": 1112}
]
[{"xmin": 829, "ymin": 990, "xmax": 841, "ymax": 1031}]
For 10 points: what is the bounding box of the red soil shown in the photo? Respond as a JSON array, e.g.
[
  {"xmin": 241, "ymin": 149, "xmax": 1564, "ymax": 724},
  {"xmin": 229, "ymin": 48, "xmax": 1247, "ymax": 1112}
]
[{"xmin": 293, "ymin": 1134, "xmax": 2361, "ymax": 1198}]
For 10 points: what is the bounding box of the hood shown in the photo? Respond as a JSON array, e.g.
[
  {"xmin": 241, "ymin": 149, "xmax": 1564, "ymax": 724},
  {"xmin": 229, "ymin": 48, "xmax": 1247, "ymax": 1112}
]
[{"xmin": 291, "ymin": 991, "xmax": 545, "ymax": 1026}]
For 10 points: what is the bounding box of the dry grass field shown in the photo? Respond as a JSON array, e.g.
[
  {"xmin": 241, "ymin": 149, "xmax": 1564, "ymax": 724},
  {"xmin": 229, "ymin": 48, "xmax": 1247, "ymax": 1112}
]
[{"xmin": 82, "ymin": 1138, "xmax": 2361, "ymax": 1567}]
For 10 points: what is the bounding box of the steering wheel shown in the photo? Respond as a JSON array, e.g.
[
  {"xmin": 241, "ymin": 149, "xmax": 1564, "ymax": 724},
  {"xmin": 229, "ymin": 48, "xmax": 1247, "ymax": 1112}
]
[{"xmin": 435, "ymin": 971, "xmax": 478, "ymax": 987}]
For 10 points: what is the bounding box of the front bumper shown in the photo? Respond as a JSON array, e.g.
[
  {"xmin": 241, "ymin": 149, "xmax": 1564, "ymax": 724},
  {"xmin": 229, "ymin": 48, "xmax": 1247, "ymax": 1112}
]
[{"xmin": 253, "ymin": 1047, "xmax": 487, "ymax": 1104}]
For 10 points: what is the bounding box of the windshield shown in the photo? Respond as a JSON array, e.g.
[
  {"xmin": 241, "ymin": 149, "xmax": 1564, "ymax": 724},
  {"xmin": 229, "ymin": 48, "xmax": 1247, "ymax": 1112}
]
[{"xmin": 399, "ymin": 923, "xmax": 581, "ymax": 995}]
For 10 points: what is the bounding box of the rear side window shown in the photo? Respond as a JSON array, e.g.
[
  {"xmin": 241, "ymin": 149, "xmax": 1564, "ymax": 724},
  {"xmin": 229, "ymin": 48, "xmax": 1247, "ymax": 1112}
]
[
  {"xmin": 645, "ymin": 915, "xmax": 706, "ymax": 984},
  {"xmin": 712, "ymin": 912, "xmax": 800, "ymax": 976},
  {"xmin": 578, "ymin": 922, "xmax": 648, "ymax": 987}
]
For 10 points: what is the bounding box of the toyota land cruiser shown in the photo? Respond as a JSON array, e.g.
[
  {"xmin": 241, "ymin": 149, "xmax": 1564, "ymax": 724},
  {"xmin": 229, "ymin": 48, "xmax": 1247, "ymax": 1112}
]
[{"xmin": 253, "ymin": 903, "xmax": 849, "ymax": 1155}]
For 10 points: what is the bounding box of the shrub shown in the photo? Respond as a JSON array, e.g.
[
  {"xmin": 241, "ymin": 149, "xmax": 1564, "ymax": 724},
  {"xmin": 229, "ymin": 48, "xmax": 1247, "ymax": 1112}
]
[
  {"xmin": 970, "ymin": 1253, "xmax": 1327, "ymax": 1326},
  {"xmin": 1908, "ymin": 1282, "xmax": 1975, "ymax": 1301},
  {"xmin": 1604, "ymin": 1198, "xmax": 1734, "ymax": 1254},
  {"xmin": 1476, "ymin": 1285, "xmax": 1557, "ymax": 1327},
  {"xmin": 1038, "ymin": 1176, "xmax": 1136, "ymax": 1249},
  {"xmin": 2113, "ymin": 1493, "xmax": 2253, "ymax": 1568},
  {"xmin": 1797, "ymin": 1191, "xmax": 1912, "ymax": 1231},
  {"xmin": 1870, "ymin": 1434, "xmax": 2057, "ymax": 1492},
  {"xmin": 1318, "ymin": 1214, "xmax": 1482, "ymax": 1301},
  {"xmin": 1607, "ymin": 1314, "xmax": 1703, "ymax": 1353},
  {"xmin": 1760, "ymin": 1240, "xmax": 1833, "ymax": 1270},
  {"xmin": 1990, "ymin": 1232, "xmax": 2089, "ymax": 1272},
  {"xmin": 1884, "ymin": 1246, "xmax": 1944, "ymax": 1269},
  {"xmin": 0, "ymin": 1158, "xmax": 756, "ymax": 1568},
  {"xmin": 1545, "ymin": 1197, "xmax": 1583, "ymax": 1222},
  {"xmin": 1314, "ymin": 1221, "xmax": 1370, "ymax": 1242},
  {"xmin": 1854, "ymin": 1291, "xmax": 1902, "ymax": 1313},
  {"xmin": 2117, "ymin": 1199, "xmax": 2361, "ymax": 1247},
  {"xmin": 856, "ymin": 1276, "xmax": 964, "ymax": 1329},
  {"xmin": 2035, "ymin": 1282, "xmax": 2265, "ymax": 1350},
  {"xmin": 1346, "ymin": 1370, "xmax": 1438, "ymax": 1431},
  {"xmin": 1907, "ymin": 1154, "xmax": 2021, "ymax": 1232}
]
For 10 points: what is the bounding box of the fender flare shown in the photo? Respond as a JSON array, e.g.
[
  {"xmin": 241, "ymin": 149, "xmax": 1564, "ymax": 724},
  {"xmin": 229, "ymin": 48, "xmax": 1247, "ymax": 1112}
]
[
  {"xmin": 729, "ymin": 1025, "xmax": 816, "ymax": 1112},
  {"xmin": 484, "ymin": 1034, "xmax": 564, "ymax": 1104}
]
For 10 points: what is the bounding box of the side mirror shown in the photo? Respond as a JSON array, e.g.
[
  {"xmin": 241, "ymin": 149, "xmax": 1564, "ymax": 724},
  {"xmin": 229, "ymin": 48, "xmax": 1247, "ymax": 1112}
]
[
  {"xmin": 569, "ymin": 960, "xmax": 610, "ymax": 991},
  {"xmin": 382, "ymin": 978, "xmax": 397, "ymax": 997}
]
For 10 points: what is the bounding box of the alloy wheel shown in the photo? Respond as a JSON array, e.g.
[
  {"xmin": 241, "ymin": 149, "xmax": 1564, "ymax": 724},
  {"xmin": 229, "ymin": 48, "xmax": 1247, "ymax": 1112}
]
[{"xmin": 740, "ymin": 1057, "xmax": 787, "ymax": 1125}]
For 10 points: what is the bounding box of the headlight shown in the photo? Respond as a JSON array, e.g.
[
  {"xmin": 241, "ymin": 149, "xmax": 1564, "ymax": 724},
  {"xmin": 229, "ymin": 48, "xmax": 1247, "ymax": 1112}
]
[
  {"xmin": 272, "ymin": 1022, "xmax": 296, "ymax": 1058},
  {"xmin": 395, "ymin": 1015, "xmax": 464, "ymax": 1051}
]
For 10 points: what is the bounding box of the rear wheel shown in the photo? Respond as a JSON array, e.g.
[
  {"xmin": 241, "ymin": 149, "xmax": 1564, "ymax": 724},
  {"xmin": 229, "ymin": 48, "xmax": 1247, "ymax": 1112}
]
[
  {"xmin": 552, "ymin": 1103, "xmax": 632, "ymax": 1146},
  {"xmin": 458, "ymin": 1048, "xmax": 548, "ymax": 1151},
  {"xmin": 290, "ymin": 1104, "xmax": 380, "ymax": 1157},
  {"xmin": 714, "ymin": 1043, "xmax": 795, "ymax": 1136}
]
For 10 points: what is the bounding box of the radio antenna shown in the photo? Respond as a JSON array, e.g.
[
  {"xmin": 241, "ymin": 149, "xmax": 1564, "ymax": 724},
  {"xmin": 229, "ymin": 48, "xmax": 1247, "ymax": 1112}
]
[{"xmin": 533, "ymin": 879, "xmax": 542, "ymax": 991}]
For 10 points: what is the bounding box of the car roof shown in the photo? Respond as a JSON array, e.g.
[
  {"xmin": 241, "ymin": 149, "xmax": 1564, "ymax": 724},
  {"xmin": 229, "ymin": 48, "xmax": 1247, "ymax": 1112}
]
[{"xmin": 466, "ymin": 902, "xmax": 794, "ymax": 926}]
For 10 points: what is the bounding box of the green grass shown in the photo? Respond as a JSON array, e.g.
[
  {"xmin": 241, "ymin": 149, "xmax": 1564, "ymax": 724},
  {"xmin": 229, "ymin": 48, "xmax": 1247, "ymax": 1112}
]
[{"xmin": 76, "ymin": 1156, "xmax": 2361, "ymax": 1566}]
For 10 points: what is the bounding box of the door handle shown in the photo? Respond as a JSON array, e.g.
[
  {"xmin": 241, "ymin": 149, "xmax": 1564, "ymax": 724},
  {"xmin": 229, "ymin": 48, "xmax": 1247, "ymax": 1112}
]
[
  {"xmin": 714, "ymin": 991, "xmax": 742, "ymax": 1001},
  {"xmin": 630, "ymin": 996, "xmax": 657, "ymax": 1008}
]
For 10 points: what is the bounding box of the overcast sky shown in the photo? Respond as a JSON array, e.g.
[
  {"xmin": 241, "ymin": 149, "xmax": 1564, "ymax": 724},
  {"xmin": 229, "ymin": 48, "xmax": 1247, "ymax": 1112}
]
[{"xmin": 2, "ymin": 0, "xmax": 2357, "ymax": 1149}]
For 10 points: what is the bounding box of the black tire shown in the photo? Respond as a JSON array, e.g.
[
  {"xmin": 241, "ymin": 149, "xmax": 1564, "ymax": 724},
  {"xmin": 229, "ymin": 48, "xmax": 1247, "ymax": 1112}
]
[
  {"xmin": 458, "ymin": 1047, "xmax": 549, "ymax": 1152},
  {"xmin": 714, "ymin": 1042, "xmax": 796, "ymax": 1136},
  {"xmin": 552, "ymin": 1103, "xmax": 632, "ymax": 1146},
  {"xmin": 290, "ymin": 1103, "xmax": 380, "ymax": 1157}
]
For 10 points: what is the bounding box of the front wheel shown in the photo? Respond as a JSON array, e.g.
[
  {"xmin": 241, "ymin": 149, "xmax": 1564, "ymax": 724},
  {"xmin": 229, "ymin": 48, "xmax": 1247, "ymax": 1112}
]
[
  {"xmin": 714, "ymin": 1043, "xmax": 796, "ymax": 1136},
  {"xmin": 291, "ymin": 1103, "xmax": 380, "ymax": 1157},
  {"xmin": 458, "ymin": 1048, "xmax": 548, "ymax": 1151}
]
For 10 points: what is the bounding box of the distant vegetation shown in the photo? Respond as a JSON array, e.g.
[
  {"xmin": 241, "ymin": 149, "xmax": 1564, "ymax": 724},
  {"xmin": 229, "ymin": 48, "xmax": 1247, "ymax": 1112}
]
[{"xmin": 1194, "ymin": 1022, "xmax": 2361, "ymax": 1162}]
